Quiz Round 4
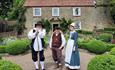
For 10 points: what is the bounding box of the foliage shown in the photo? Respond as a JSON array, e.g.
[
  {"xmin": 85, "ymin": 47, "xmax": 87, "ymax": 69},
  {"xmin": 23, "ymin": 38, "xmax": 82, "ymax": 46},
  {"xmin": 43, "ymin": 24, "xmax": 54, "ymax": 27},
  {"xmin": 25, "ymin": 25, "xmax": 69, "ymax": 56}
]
[
  {"xmin": 40, "ymin": 19, "xmax": 52, "ymax": 33},
  {"xmin": 96, "ymin": 33, "xmax": 112, "ymax": 42},
  {"xmin": 0, "ymin": 56, "xmax": 1, "ymax": 59},
  {"xmin": 88, "ymin": 54, "xmax": 115, "ymax": 70},
  {"xmin": 109, "ymin": 0, "xmax": 115, "ymax": 23},
  {"xmin": 44, "ymin": 36, "xmax": 49, "ymax": 48},
  {"xmin": 0, "ymin": 60, "xmax": 22, "ymax": 70},
  {"xmin": 106, "ymin": 44, "xmax": 115, "ymax": 51},
  {"xmin": 3, "ymin": 37, "xmax": 17, "ymax": 45},
  {"xmin": 76, "ymin": 30, "xmax": 93, "ymax": 35},
  {"xmin": 0, "ymin": 0, "xmax": 13, "ymax": 19},
  {"xmin": 0, "ymin": 45, "xmax": 6, "ymax": 53},
  {"xmin": 77, "ymin": 38, "xmax": 89, "ymax": 49},
  {"xmin": 0, "ymin": 0, "xmax": 26, "ymax": 35},
  {"xmin": 0, "ymin": 37, "xmax": 4, "ymax": 45},
  {"xmin": 86, "ymin": 39, "xmax": 107, "ymax": 54},
  {"xmin": 60, "ymin": 18, "xmax": 73, "ymax": 33},
  {"xmin": 110, "ymin": 47, "xmax": 115, "ymax": 56},
  {"xmin": 104, "ymin": 27, "xmax": 115, "ymax": 31},
  {"xmin": 6, "ymin": 39, "xmax": 30, "ymax": 55}
]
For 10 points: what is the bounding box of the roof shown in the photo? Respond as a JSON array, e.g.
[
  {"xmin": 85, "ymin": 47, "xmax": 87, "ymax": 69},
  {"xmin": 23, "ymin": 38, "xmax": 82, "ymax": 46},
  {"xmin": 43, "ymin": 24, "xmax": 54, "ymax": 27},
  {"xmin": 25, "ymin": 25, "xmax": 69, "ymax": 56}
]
[{"xmin": 24, "ymin": 0, "xmax": 94, "ymax": 7}]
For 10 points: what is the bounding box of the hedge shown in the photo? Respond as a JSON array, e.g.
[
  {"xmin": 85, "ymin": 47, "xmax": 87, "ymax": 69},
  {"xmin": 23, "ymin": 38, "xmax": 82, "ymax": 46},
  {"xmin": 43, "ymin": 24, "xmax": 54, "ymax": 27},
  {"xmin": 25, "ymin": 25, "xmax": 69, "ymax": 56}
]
[
  {"xmin": 77, "ymin": 38, "xmax": 88, "ymax": 49},
  {"xmin": 104, "ymin": 27, "xmax": 115, "ymax": 31},
  {"xmin": 0, "ymin": 60, "xmax": 22, "ymax": 70},
  {"xmin": 76, "ymin": 30, "xmax": 93, "ymax": 35},
  {"xmin": 106, "ymin": 44, "xmax": 115, "ymax": 51},
  {"xmin": 96, "ymin": 33, "xmax": 112, "ymax": 42},
  {"xmin": 6, "ymin": 39, "xmax": 30, "ymax": 55},
  {"xmin": 0, "ymin": 45, "xmax": 6, "ymax": 53},
  {"xmin": 86, "ymin": 40, "xmax": 107, "ymax": 54},
  {"xmin": 110, "ymin": 47, "xmax": 115, "ymax": 56},
  {"xmin": 88, "ymin": 55, "xmax": 115, "ymax": 70}
]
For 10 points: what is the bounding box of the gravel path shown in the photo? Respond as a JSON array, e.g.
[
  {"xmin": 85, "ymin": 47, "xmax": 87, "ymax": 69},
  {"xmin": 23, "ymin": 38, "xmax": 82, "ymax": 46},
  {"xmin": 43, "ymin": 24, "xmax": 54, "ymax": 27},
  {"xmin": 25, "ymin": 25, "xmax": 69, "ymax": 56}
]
[{"xmin": 3, "ymin": 48, "xmax": 95, "ymax": 70}]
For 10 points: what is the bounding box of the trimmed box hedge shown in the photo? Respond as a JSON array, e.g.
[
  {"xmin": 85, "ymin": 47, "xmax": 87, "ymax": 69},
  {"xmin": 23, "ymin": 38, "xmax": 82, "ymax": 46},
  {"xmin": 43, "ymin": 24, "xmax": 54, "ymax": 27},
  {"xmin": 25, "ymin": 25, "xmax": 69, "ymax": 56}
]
[
  {"xmin": 96, "ymin": 33, "xmax": 112, "ymax": 42},
  {"xmin": 110, "ymin": 47, "xmax": 115, "ymax": 56},
  {"xmin": 0, "ymin": 60, "xmax": 22, "ymax": 70},
  {"xmin": 0, "ymin": 45, "xmax": 6, "ymax": 53},
  {"xmin": 86, "ymin": 40, "xmax": 107, "ymax": 54},
  {"xmin": 88, "ymin": 54, "xmax": 115, "ymax": 70},
  {"xmin": 6, "ymin": 39, "xmax": 30, "ymax": 55}
]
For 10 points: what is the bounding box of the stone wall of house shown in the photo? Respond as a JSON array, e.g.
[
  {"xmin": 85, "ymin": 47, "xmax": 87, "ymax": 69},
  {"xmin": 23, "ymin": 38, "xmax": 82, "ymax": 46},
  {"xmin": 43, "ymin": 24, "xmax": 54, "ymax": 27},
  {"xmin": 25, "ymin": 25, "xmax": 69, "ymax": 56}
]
[{"xmin": 25, "ymin": 6, "xmax": 112, "ymax": 34}]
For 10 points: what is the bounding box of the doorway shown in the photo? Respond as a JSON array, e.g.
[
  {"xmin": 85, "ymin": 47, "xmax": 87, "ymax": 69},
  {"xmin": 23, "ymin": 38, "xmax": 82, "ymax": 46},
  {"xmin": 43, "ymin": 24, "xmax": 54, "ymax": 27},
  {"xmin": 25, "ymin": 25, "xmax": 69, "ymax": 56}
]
[{"xmin": 52, "ymin": 24, "xmax": 60, "ymax": 31}]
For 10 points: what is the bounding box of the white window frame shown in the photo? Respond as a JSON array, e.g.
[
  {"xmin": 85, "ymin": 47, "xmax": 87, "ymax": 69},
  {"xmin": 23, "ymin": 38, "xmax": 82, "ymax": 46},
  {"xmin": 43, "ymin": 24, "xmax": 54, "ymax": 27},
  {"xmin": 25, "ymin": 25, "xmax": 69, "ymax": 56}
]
[
  {"xmin": 52, "ymin": 7, "xmax": 60, "ymax": 16},
  {"xmin": 33, "ymin": 8, "xmax": 41, "ymax": 16},
  {"xmin": 75, "ymin": 21, "xmax": 81, "ymax": 30},
  {"xmin": 73, "ymin": 7, "xmax": 81, "ymax": 16}
]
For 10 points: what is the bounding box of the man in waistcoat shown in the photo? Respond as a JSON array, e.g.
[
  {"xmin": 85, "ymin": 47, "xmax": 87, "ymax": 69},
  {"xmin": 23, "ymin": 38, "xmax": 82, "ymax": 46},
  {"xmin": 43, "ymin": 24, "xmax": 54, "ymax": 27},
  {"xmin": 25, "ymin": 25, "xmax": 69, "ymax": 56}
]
[{"xmin": 49, "ymin": 27, "xmax": 66, "ymax": 68}]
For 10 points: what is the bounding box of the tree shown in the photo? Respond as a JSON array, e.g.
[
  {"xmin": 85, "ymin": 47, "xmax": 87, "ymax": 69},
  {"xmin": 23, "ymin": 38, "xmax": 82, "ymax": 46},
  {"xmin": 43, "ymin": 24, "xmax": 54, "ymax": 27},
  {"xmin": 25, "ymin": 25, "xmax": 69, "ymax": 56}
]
[
  {"xmin": 0, "ymin": 0, "xmax": 26, "ymax": 35},
  {"xmin": 0, "ymin": 0, "xmax": 13, "ymax": 19},
  {"xmin": 60, "ymin": 18, "xmax": 73, "ymax": 33}
]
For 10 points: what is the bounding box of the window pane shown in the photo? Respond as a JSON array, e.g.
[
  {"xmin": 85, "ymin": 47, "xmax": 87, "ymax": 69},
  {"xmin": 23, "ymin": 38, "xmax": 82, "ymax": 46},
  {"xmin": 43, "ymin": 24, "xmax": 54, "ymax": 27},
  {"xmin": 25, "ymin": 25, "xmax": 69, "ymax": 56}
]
[
  {"xmin": 52, "ymin": 8, "xmax": 59, "ymax": 16},
  {"xmin": 75, "ymin": 21, "xmax": 81, "ymax": 29},
  {"xmin": 33, "ymin": 8, "xmax": 41, "ymax": 16},
  {"xmin": 35, "ymin": 9, "xmax": 40, "ymax": 15},
  {"xmin": 73, "ymin": 7, "xmax": 81, "ymax": 16},
  {"xmin": 75, "ymin": 8, "xmax": 79, "ymax": 15}
]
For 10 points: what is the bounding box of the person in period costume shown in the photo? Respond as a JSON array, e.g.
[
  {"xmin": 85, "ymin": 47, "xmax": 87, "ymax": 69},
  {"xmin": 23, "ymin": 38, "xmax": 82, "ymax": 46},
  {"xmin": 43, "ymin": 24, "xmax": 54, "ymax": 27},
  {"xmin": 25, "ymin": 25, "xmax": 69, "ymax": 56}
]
[
  {"xmin": 49, "ymin": 27, "xmax": 66, "ymax": 68},
  {"xmin": 28, "ymin": 21, "xmax": 46, "ymax": 70},
  {"xmin": 65, "ymin": 22, "xmax": 80, "ymax": 70}
]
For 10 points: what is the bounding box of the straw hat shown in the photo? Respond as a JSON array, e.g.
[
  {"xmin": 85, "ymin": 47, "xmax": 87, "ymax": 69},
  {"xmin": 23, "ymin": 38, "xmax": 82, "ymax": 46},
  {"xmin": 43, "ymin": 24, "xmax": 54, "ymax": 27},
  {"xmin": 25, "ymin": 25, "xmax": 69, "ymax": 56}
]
[{"xmin": 70, "ymin": 22, "xmax": 76, "ymax": 27}]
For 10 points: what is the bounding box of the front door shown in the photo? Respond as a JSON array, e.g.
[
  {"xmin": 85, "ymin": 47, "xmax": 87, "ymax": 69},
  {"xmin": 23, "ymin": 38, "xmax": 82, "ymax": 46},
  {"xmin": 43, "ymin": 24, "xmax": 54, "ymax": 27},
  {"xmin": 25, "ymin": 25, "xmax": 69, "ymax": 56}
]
[{"xmin": 52, "ymin": 24, "xmax": 60, "ymax": 31}]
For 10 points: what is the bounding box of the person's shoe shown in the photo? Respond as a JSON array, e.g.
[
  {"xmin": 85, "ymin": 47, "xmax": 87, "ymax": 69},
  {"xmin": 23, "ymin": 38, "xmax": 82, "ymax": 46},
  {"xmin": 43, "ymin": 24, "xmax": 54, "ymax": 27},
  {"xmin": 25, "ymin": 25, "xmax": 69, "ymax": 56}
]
[
  {"xmin": 59, "ymin": 63, "xmax": 62, "ymax": 66},
  {"xmin": 42, "ymin": 69, "xmax": 45, "ymax": 70},
  {"xmin": 36, "ymin": 69, "xmax": 39, "ymax": 70},
  {"xmin": 55, "ymin": 61, "xmax": 58, "ymax": 64}
]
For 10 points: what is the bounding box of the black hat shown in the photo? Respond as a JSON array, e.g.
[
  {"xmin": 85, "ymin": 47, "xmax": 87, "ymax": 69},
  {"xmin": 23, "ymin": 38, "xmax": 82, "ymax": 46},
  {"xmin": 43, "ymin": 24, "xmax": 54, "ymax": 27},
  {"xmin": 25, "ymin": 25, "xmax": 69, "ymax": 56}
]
[{"xmin": 35, "ymin": 21, "xmax": 44, "ymax": 28}]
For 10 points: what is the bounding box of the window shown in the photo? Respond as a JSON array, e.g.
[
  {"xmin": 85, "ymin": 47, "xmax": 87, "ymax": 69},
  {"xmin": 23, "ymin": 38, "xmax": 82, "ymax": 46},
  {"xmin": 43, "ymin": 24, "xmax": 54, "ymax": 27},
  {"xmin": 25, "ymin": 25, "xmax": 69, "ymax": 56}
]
[
  {"xmin": 75, "ymin": 21, "xmax": 81, "ymax": 30},
  {"xmin": 52, "ymin": 8, "xmax": 59, "ymax": 16},
  {"xmin": 73, "ymin": 7, "xmax": 81, "ymax": 16},
  {"xmin": 33, "ymin": 8, "xmax": 41, "ymax": 16}
]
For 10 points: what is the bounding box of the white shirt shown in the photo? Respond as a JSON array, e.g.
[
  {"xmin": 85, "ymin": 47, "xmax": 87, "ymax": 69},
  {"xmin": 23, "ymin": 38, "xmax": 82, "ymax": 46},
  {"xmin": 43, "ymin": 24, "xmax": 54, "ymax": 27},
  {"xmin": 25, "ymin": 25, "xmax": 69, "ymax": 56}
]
[
  {"xmin": 38, "ymin": 29, "xmax": 46, "ymax": 38},
  {"xmin": 28, "ymin": 28, "xmax": 43, "ymax": 51}
]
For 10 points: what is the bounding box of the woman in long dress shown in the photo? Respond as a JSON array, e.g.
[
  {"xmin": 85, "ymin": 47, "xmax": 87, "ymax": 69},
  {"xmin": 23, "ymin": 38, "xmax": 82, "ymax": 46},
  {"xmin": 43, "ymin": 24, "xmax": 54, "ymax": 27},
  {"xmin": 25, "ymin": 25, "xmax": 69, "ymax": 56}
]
[{"xmin": 65, "ymin": 22, "xmax": 80, "ymax": 70}]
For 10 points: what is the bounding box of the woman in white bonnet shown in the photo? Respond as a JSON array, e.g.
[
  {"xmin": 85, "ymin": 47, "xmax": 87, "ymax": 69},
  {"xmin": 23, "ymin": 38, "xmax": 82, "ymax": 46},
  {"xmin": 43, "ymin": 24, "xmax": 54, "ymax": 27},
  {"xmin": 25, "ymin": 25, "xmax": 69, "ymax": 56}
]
[{"xmin": 65, "ymin": 22, "xmax": 80, "ymax": 70}]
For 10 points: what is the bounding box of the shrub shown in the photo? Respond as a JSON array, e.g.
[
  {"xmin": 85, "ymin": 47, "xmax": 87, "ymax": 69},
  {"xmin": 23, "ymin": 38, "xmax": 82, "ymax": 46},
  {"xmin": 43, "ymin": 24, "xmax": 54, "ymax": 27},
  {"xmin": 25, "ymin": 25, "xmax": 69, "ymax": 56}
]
[
  {"xmin": 6, "ymin": 39, "xmax": 30, "ymax": 55},
  {"xmin": 104, "ymin": 27, "xmax": 115, "ymax": 31},
  {"xmin": 78, "ymin": 42, "xmax": 87, "ymax": 49},
  {"xmin": 88, "ymin": 54, "xmax": 115, "ymax": 70},
  {"xmin": 106, "ymin": 44, "xmax": 115, "ymax": 51},
  {"xmin": 96, "ymin": 33, "xmax": 112, "ymax": 42},
  {"xmin": 0, "ymin": 37, "xmax": 4, "ymax": 45},
  {"xmin": 0, "ymin": 56, "xmax": 2, "ymax": 59},
  {"xmin": 86, "ymin": 40, "xmax": 107, "ymax": 54},
  {"xmin": 0, "ymin": 60, "xmax": 22, "ymax": 70},
  {"xmin": 3, "ymin": 37, "xmax": 17, "ymax": 45},
  {"xmin": 0, "ymin": 45, "xmax": 6, "ymax": 53},
  {"xmin": 77, "ymin": 38, "xmax": 88, "ymax": 49},
  {"xmin": 110, "ymin": 47, "xmax": 115, "ymax": 56},
  {"xmin": 44, "ymin": 36, "xmax": 49, "ymax": 48},
  {"xmin": 76, "ymin": 30, "xmax": 93, "ymax": 35}
]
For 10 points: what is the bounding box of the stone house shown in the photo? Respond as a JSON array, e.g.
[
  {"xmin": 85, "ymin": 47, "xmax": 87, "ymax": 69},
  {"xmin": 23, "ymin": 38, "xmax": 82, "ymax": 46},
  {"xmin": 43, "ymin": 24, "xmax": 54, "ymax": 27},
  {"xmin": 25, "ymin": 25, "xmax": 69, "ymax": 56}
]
[{"xmin": 24, "ymin": 0, "xmax": 112, "ymax": 32}]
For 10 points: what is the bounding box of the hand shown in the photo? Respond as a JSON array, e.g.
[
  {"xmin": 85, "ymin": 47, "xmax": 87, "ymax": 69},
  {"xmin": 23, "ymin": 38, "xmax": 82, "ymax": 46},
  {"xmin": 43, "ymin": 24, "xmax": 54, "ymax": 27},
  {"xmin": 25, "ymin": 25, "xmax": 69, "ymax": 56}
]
[
  {"xmin": 49, "ymin": 46, "xmax": 52, "ymax": 50},
  {"xmin": 73, "ymin": 46, "xmax": 76, "ymax": 51},
  {"xmin": 59, "ymin": 46, "xmax": 63, "ymax": 50}
]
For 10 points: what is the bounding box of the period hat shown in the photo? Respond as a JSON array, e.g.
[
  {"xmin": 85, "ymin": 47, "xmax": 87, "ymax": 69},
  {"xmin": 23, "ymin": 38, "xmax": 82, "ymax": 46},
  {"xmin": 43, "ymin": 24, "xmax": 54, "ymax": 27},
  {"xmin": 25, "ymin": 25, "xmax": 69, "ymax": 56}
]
[{"xmin": 70, "ymin": 22, "xmax": 76, "ymax": 27}]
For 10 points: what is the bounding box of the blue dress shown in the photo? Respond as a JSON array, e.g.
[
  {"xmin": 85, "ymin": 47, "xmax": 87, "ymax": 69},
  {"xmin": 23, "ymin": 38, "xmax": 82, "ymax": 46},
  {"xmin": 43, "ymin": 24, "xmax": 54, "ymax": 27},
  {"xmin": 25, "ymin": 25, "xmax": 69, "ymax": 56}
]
[{"xmin": 65, "ymin": 31, "xmax": 80, "ymax": 69}]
